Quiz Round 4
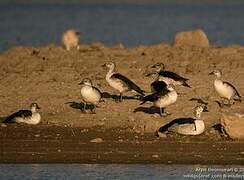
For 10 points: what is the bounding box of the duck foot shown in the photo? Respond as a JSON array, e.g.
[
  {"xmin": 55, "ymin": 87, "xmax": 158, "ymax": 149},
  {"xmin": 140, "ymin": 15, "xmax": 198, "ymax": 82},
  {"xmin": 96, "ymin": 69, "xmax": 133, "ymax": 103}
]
[
  {"xmin": 81, "ymin": 110, "xmax": 88, "ymax": 114},
  {"xmin": 90, "ymin": 109, "xmax": 96, "ymax": 114},
  {"xmin": 160, "ymin": 112, "xmax": 171, "ymax": 117}
]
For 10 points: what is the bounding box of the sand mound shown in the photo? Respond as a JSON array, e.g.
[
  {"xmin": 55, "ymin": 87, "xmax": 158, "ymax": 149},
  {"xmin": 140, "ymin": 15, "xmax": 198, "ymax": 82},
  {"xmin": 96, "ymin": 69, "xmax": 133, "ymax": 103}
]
[
  {"xmin": 0, "ymin": 43, "xmax": 244, "ymax": 133},
  {"xmin": 173, "ymin": 29, "xmax": 210, "ymax": 47}
]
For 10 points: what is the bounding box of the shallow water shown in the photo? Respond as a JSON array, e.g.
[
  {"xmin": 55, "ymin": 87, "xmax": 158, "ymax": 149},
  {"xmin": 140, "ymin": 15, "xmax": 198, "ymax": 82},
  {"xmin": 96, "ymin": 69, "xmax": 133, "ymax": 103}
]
[
  {"xmin": 0, "ymin": 164, "xmax": 244, "ymax": 180},
  {"xmin": 1, "ymin": 1, "xmax": 244, "ymax": 51}
]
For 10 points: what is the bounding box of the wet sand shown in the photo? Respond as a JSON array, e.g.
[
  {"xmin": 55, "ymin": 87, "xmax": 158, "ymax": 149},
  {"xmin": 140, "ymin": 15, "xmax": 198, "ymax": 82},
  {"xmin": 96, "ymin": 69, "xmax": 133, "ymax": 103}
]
[
  {"xmin": 1, "ymin": 124, "xmax": 244, "ymax": 164},
  {"xmin": 0, "ymin": 43, "xmax": 244, "ymax": 164}
]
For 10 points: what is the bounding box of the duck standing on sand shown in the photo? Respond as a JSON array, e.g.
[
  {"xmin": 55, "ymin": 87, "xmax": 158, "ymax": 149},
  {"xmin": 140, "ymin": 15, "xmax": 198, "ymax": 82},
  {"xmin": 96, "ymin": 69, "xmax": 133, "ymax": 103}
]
[
  {"xmin": 3, "ymin": 103, "xmax": 41, "ymax": 125},
  {"xmin": 103, "ymin": 62, "xmax": 145, "ymax": 102},
  {"xmin": 158, "ymin": 104, "xmax": 208, "ymax": 135},
  {"xmin": 140, "ymin": 84, "xmax": 177, "ymax": 117},
  {"xmin": 209, "ymin": 70, "xmax": 241, "ymax": 106},
  {"xmin": 62, "ymin": 29, "xmax": 80, "ymax": 51},
  {"xmin": 146, "ymin": 63, "xmax": 190, "ymax": 88},
  {"xmin": 79, "ymin": 78, "xmax": 102, "ymax": 113}
]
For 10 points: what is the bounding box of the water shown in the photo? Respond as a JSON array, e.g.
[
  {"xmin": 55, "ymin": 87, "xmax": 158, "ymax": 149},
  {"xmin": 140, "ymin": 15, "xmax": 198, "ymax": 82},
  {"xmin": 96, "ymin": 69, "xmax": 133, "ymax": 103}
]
[
  {"xmin": 1, "ymin": 1, "xmax": 244, "ymax": 51},
  {"xmin": 1, "ymin": 164, "xmax": 244, "ymax": 179}
]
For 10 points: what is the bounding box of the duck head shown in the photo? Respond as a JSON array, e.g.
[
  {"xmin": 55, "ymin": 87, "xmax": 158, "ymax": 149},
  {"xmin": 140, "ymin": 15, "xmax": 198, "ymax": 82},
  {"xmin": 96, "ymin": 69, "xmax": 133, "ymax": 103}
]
[
  {"xmin": 209, "ymin": 70, "xmax": 222, "ymax": 78},
  {"xmin": 79, "ymin": 78, "xmax": 92, "ymax": 86},
  {"xmin": 30, "ymin": 103, "xmax": 41, "ymax": 112},
  {"xmin": 194, "ymin": 104, "xmax": 208, "ymax": 119},
  {"xmin": 151, "ymin": 62, "xmax": 165, "ymax": 70}
]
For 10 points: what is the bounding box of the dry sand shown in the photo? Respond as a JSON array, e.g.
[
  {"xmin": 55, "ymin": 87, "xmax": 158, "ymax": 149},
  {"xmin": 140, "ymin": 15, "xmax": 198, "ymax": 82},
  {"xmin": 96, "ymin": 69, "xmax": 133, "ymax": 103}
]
[{"xmin": 0, "ymin": 43, "xmax": 244, "ymax": 163}]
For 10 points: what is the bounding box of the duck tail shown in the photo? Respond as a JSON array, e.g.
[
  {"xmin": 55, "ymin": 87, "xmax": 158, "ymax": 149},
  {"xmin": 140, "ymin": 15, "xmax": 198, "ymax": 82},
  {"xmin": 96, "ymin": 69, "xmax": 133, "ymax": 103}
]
[
  {"xmin": 234, "ymin": 97, "xmax": 242, "ymax": 102},
  {"xmin": 2, "ymin": 115, "xmax": 15, "ymax": 123},
  {"xmin": 158, "ymin": 122, "xmax": 172, "ymax": 133},
  {"xmin": 139, "ymin": 94, "xmax": 155, "ymax": 105},
  {"xmin": 182, "ymin": 81, "xmax": 191, "ymax": 88},
  {"xmin": 134, "ymin": 88, "xmax": 145, "ymax": 96}
]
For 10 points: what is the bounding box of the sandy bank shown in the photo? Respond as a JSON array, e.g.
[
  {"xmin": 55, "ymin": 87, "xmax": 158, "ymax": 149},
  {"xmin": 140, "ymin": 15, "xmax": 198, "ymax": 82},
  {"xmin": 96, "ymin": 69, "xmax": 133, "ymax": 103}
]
[{"xmin": 0, "ymin": 43, "xmax": 244, "ymax": 133}]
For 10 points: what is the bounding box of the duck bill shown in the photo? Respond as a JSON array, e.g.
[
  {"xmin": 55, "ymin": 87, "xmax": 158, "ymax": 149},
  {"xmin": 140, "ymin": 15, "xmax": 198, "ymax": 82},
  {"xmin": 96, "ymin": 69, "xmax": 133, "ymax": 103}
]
[
  {"xmin": 78, "ymin": 81, "xmax": 83, "ymax": 85},
  {"xmin": 208, "ymin": 72, "xmax": 214, "ymax": 75},
  {"xmin": 151, "ymin": 63, "xmax": 163, "ymax": 68},
  {"xmin": 101, "ymin": 63, "xmax": 106, "ymax": 67},
  {"xmin": 145, "ymin": 72, "xmax": 157, "ymax": 77},
  {"xmin": 36, "ymin": 105, "xmax": 41, "ymax": 109}
]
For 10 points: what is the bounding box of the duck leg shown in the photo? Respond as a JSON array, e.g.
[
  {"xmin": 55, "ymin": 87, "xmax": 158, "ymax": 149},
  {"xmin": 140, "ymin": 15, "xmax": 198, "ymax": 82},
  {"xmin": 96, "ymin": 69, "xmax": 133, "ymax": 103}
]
[
  {"xmin": 82, "ymin": 103, "xmax": 87, "ymax": 113},
  {"xmin": 222, "ymin": 98, "xmax": 231, "ymax": 107},
  {"xmin": 159, "ymin": 108, "xmax": 171, "ymax": 117},
  {"xmin": 219, "ymin": 98, "xmax": 225, "ymax": 108},
  {"xmin": 159, "ymin": 108, "xmax": 165, "ymax": 117},
  {"xmin": 90, "ymin": 105, "xmax": 96, "ymax": 114},
  {"xmin": 119, "ymin": 93, "xmax": 123, "ymax": 102}
]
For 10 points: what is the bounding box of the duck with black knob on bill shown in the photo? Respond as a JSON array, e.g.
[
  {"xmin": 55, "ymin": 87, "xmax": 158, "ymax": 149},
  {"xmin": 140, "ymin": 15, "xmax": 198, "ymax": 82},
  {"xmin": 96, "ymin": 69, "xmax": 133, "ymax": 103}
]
[
  {"xmin": 79, "ymin": 78, "xmax": 102, "ymax": 114},
  {"xmin": 209, "ymin": 70, "xmax": 241, "ymax": 107},
  {"xmin": 146, "ymin": 63, "xmax": 191, "ymax": 89},
  {"xmin": 140, "ymin": 84, "xmax": 177, "ymax": 117},
  {"xmin": 157, "ymin": 104, "xmax": 208, "ymax": 136},
  {"xmin": 2, "ymin": 103, "xmax": 41, "ymax": 125},
  {"xmin": 102, "ymin": 62, "xmax": 145, "ymax": 102}
]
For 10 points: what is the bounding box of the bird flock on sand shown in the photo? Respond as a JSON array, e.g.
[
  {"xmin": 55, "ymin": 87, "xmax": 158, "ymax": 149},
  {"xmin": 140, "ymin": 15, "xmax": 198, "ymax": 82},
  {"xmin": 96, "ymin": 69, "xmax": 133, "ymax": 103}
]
[{"xmin": 1, "ymin": 30, "xmax": 242, "ymax": 137}]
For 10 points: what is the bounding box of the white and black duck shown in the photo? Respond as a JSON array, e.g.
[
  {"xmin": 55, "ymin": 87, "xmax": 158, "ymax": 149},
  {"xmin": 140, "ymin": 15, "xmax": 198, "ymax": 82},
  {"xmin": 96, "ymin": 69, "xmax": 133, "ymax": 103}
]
[
  {"xmin": 79, "ymin": 78, "xmax": 102, "ymax": 113},
  {"xmin": 3, "ymin": 103, "xmax": 41, "ymax": 125},
  {"xmin": 147, "ymin": 63, "xmax": 190, "ymax": 88},
  {"xmin": 103, "ymin": 62, "xmax": 145, "ymax": 101},
  {"xmin": 209, "ymin": 70, "xmax": 241, "ymax": 106},
  {"xmin": 140, "ymin": 84, "xmax": 177, "ymax": 117},
  {"xmin": 158, "ymin": 104, "xmax": 208, "ymax": 135}
]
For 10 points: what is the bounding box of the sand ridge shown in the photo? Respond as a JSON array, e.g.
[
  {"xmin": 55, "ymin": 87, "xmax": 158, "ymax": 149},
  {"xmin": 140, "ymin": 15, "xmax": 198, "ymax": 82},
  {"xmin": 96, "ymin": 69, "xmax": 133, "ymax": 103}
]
[{"xmin": 0, "ymin": 43, "xmax": 243, "ymax": 133}]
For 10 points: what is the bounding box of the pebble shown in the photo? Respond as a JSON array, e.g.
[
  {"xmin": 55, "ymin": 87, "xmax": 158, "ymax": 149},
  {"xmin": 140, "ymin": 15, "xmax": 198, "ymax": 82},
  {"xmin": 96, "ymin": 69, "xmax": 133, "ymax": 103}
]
[
  {"xmin": 152, "ymin": 154, "xmax": 159, "ymax": 158},
  {"xmin": 81, "ymin": 129, "xmax": 89, "ymax": 133},
  {"xmin": 90, "ymin": 138, "xmax": 104, "ymax": 143},
  {"xmin": 118, "ymin": 139, "xmax": 123, "ymax": 143},
  {"xmin": 1, "ymin": 124, "xmax": 7, "ymax": 127}
]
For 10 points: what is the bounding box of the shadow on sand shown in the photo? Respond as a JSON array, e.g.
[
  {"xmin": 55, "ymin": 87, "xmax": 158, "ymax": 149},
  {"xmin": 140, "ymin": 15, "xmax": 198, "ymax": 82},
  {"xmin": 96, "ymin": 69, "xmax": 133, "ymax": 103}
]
[
  {"xmin": 102, "ymin": 92, "xmax": 141, "ymax": 101},
  {"xmin": 134, "ymin": 106, "xmax": 162, "ymax": 116},
  {"xmin": 65, "ymin": 101, "xmax": 95, "ymax": 112}
]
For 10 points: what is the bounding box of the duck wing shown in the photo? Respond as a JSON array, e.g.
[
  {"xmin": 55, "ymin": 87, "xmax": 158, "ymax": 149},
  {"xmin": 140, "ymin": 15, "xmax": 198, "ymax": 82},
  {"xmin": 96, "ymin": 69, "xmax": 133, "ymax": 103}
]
[
  {"xmin": 140, "ymin": 93, "xmax": 160, "ymax": 105},
  {"xmin": 93, "ymin": 86, "xmax": 102, "ymax": 95},
  {"xmin": 158, "ymin": 70, "xmax": 189, "ymax": 81},
  {"xmin": 111, "ymin": 73, "xmax": 145, "ymax": 95},
  {"xmin": 3, "ymin": 110, "xmax": 32, "ymax": 123},
  {"xmin": 224, "ymin": 81, "xmax": 241, "ymax": 99},
  {"xmin": 140, "ymin": 90, "xmax": 170, "ymax": 105}
]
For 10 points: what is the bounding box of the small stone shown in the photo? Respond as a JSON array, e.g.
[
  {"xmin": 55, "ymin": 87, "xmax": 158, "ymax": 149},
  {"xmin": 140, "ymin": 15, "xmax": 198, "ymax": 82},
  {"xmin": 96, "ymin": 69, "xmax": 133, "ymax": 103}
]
[
  {"xmin": 90, "ymin": 138, "xmax": 104, "ymax": 143},
  {"xmin": 221, "ymin": 113, "xmax": 244, "ymax": 139},
  {"xmin": 1, "ymin": 124, "xmax": 7, "ymax": 127},
  {"xmin": 118, "ymin": 139, "xmax": 123, "ymax": 143},
  {"xmin": 58, "ymin": 149, "xmax": 61, "ymax": 152},
  {"xmin": 152, "ymin": 154, "xmax": 159, "ymax": 158},
  {"xmin": 34, "ymin": 134, "xmax": 40, "ymax": 137},
  {"xmin": 173, "ymin": 29, "xmax": 210, "ymax": 47},
  {"xmin": 81, "ymin": 129, "xmax": 89, "ymax": 133}
]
